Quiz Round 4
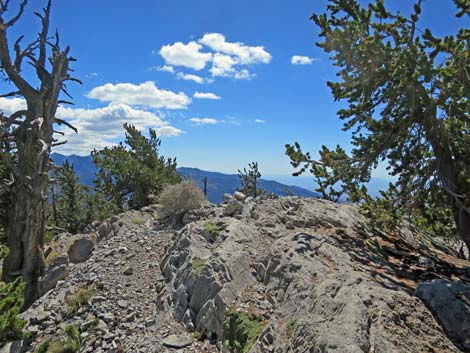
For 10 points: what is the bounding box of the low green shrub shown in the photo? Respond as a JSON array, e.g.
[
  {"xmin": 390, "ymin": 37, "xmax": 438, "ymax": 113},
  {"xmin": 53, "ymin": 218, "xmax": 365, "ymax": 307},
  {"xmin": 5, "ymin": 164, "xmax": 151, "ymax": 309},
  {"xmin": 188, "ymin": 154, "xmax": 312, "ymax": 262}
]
[
  {"xmin": 223, "ymin": 310, "xmax": 264, "ymax": 353},
  {"xmin": 286, "ymin": 318, "xmax": 297, "ymax": 337},
  {"xmin": 158, "ymin": 180, "xmax": 205, "ymax": 217},
  {"xmin": 191, "ymin": 258, "xmax": 207, "ymax": 277},
  {"xmin": 0, "ymin": 246, "xmax": 26, "ymax": 345},
  {"xmin": 131, "ymin": 217, "xmax": 146, "ymax": 225},
  {"xmin": 64, "ymin": 287, "xmax": 94, "ymax": 313},
  {"xmin": 35, "ymin": 325, "xmax": 81, "ymax": 353},
  {"xmin": 204, "ymin": 222, "xmax": 221, "ymax": 237}
]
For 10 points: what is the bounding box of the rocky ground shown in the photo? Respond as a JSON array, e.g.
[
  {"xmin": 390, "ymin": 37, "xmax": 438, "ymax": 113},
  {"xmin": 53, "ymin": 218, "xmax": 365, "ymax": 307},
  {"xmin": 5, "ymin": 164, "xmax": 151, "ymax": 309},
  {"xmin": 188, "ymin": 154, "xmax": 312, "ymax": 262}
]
[{"xmin": 10, "ymin": 194, "xmax": 470, "ymax": 353}]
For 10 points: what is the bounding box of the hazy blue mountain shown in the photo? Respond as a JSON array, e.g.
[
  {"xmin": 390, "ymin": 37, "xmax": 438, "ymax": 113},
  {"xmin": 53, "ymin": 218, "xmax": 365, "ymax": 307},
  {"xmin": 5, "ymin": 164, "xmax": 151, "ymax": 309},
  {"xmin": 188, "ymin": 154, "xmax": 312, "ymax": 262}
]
[
  {"xmin": 266, "ymin": 174, "xmax": 392, "ymax": 198},
  {"xmin": 51, "ymin": 153, "xmax": 97, "ymax": 186},
  {"xmin": 51, "ymin": 153, "xmax": 319, "ymax": 203},
  {"xmin": 178, "ymin": 167, "xmax": 319, "ymax": 203}
]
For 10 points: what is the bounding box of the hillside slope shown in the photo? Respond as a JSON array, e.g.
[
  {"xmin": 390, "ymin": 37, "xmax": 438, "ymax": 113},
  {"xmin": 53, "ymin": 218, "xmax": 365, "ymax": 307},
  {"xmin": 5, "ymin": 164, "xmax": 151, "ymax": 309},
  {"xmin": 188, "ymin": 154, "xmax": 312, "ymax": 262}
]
[
  {"xmin": 51, "ymin": 153, "xmax": 319, "ymax": 203},
  {"xmin": 178, "ymin": 167, "xmax": 318, "ymax": 202},
  {"xmin": 19, "ymin": 195, "xmax": 470, "ymax": 353}
]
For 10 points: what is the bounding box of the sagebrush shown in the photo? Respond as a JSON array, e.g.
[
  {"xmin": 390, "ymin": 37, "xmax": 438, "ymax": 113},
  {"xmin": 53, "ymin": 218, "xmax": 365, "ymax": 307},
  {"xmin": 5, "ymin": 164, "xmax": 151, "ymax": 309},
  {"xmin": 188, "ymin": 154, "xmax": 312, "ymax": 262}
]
[{"xmin": 158, "ymin": 180, "xmax": 206, "ymax": 216}]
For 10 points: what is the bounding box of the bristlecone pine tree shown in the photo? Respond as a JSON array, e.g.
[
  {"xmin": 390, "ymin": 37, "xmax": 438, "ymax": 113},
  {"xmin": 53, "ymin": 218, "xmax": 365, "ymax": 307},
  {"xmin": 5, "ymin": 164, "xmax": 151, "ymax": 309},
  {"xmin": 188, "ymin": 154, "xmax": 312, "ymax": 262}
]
[
  {"xmin": 92, "ymin": 123, "xmax": 181, "ymax": 212},
  {"xmin": 0, "ymin": 0, "xmax": 79, "ymax": 306},
  {"xmin": 286, "ymin": 0, "xmax": 470, "ymax": 252},
  {"xmin": 286, "ymin": 143, "xmax": 368, "ymax": 203},
  {"xmin": 238, "ymin": 161, "xmax": 263, "ymax": 198},
  {"xmin": 54, "ymin": 161, "xmax": 86, "ymax": 234}
]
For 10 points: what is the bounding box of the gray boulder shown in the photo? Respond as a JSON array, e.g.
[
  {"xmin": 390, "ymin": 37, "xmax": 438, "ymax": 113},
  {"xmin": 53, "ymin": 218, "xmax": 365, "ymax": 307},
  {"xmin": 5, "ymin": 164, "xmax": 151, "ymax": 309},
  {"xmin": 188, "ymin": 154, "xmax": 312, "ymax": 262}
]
[
  {"xmin": 0, "ymin": 341, "xmax": 25, "ymax": 353},
  {"xmin": 222, "ymin": 193, "xmax": 233, "ymax": 203},
  {"xmin": 68, "ymin": 237, "xmax": 95, "ymax": 263},
  {"xmin": 415, "ymin": 279, "xmax": 470, "ymax": 351},
  {"xmin": 162, "ymin": 334, "xmax": 193, "ymax": 349},
  {"xmin": 38, "ymin": 264, "xmax": 68, "ymax": 297},
  {"xmin": 233, "ymin": 191, "xmax": 246, "ymax": 202},
  {"xmin": 223, "ymin": 200, "xmax": 243, "ymax": 217}
]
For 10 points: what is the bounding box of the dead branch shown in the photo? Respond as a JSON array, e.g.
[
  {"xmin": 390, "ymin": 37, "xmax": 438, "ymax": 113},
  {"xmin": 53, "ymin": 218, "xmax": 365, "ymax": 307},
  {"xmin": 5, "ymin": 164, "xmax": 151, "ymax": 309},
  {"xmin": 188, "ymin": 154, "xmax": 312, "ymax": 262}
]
[
  {"xmin": 4, "ymin": 0, "xmax": 27, "ymax": 27},
  {"xmin": 53, "ymin": 118, "xmax": 77, "ymax": 133},
  {"xmin": 0, "ymin": 90, "xmax": 21, "ymax": 98},
  {"xmin": 51, "ymin": 140, "xmax": 67, "ymax": 147}
]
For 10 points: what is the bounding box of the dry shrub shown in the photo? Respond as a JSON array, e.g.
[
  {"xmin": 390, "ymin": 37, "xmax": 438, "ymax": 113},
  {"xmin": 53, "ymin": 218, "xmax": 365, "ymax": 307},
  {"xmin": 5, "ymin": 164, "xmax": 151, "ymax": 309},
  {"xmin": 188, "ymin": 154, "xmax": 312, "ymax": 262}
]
[{"xmin": 158, "ymin": 180, "xmax": 205, "ymax": 216}]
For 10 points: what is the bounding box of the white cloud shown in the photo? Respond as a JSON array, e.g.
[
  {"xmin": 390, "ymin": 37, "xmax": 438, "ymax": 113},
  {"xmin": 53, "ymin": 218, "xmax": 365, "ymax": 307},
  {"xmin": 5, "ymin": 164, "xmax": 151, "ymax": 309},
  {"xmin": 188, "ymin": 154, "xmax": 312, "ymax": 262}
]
[
  {"xmin": 0, "ymin": 97, "xmax": 26, "ymax": 115},
  {"xmin": 210, "ymin": 53, "xmax": 238, "ymax": 78},
  {"xmin": 155, "ymin": 125, "xmax": 183, "ymax": 136},
  {"xmin": 156, "ymin": 65, "xmax": 175, "ymax": 73},
  {"xmin": 234, "ymin": 69, "xmax": 255, "ymax": 80},
  {"xmin": 193, "ymin": 91, "xmax": 221, "ymax": 100},
  {"xmin": 291, "ymin": 55, "xmax": 316, "ymax": 65},
  {"xmin": 87, "ymin": 81, "xmax": 190, "ymax": 109},
  {"xmin": 199, "ymin": 33, "xmax": 271, "ymax": 65},
  {"xmin": 158, "ymin": 33, "xmax": 272, "ymax": 81},
  {"xmin": 254, "ymin": 119, "xmax": 265, "ymax": 123},
  {"xmin": 159, "ymin": 41, "xmax": 212, "ymax": 70},
  {"xmin": 176, "ymin": 72, "xmax": 205, "ymax": 84},
  {"xmin": 0, "ymin": 98, "xmax": 183, "ymax": 155},
  {"xmin": 56, "ymin": 103, "xmax": 184, "ymax": 154},
  {"xmin": 209, "ymin": 54, "xmax": 255, "ymax": 80},
  {"xmin": 190, "ymin": 117, "xmax": 218, "ymax": 125}
]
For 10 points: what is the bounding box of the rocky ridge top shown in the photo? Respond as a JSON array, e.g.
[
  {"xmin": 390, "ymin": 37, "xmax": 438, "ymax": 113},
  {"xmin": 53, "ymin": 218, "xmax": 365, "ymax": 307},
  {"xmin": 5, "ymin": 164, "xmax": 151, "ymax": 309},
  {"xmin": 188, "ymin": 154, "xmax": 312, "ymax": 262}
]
[{"xmin": 11, "ymin": 194, "xmax": 470, "ymax": 353}]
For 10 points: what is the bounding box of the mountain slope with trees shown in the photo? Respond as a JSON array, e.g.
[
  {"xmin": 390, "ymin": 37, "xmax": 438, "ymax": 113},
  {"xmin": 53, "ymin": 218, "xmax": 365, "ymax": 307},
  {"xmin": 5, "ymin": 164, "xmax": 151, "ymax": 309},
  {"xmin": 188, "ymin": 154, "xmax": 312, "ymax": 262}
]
[{"xmin": 50, "ymin": 154, "xmax": 320, "ymax": 203}]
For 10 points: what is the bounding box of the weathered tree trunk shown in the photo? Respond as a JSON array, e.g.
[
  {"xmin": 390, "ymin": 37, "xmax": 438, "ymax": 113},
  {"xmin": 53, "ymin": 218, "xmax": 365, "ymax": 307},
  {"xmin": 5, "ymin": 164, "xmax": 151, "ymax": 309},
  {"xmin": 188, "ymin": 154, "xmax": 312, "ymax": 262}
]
[
  {"xmin": 3, "ymin": 114, "xmax": 51, "ymax": 306},
  {"xmin": 51, "ymin": 182, "xmax": 58, "ymax": 225},
  {"xmin": 458, "ymin": 208, "xmax": 470, "ymax": 256},
  {"xmin": 423, "ymin": 107, "xmax": 470, "ymax": 255},
  {"xmin": 0, "ymin": 0, "xmax": 78, "ymax": 307}
]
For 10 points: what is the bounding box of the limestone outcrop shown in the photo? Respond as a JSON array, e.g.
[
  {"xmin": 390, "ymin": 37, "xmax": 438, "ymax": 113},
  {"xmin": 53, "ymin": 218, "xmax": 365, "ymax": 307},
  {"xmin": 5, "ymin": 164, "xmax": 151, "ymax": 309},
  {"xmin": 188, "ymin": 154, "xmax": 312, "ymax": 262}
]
[{"xmin": 11, "ymin": 195, "xmax": 470, "ymax": 353}]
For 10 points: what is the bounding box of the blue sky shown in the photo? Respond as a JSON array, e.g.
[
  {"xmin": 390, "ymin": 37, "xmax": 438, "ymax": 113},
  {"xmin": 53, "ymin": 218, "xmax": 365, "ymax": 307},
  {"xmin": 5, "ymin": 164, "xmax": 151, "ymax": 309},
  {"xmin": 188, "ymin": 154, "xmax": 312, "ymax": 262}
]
[{"xmin": 0, "ymin": 0, "xmax": 466, "ymax": 180}]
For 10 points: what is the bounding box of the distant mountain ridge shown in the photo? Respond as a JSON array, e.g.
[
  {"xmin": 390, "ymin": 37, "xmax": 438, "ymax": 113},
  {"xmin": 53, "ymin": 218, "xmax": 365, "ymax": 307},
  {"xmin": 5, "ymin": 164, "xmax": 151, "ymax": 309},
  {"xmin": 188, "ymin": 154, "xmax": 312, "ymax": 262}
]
[
  {"xmin": 177, "ymin": 167, "xmax": 319, "ymax": 203},
  {"xmin": 51, "ymin": 153, "xmax": 319, "ymax": 203}
]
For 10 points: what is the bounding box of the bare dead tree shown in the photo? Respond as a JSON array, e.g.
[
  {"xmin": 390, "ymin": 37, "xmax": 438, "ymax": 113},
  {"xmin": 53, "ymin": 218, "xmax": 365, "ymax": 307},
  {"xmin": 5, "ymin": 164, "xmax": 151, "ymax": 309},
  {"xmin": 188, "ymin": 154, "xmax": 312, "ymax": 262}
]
[{"xmin": 0, "ymin": 0, "xmax": 79, "ymax": 307}]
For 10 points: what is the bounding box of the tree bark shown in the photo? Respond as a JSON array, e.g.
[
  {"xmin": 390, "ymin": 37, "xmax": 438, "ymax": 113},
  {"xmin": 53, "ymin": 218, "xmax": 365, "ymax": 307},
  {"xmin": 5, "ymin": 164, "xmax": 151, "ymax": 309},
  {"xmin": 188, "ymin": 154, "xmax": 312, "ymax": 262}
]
[
  {"xmin": 458, "ymin": 208, "xmax": 470, "ymax": 256},
  {"xmin": 0, "ymin": 1, "xmax": 77, "ymax": 307},
  {"xmin": 2, "ymin": 111, "xmax": 50, "ymax": 307}
]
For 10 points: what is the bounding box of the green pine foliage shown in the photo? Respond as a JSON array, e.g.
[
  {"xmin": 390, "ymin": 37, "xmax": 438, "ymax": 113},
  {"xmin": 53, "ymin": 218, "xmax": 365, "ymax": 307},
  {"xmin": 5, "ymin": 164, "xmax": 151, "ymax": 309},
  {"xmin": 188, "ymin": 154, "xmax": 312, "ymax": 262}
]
[
  {"xmin": 92, "ymin": 123, "xmax": 181, "ymax": 212},
  {"xmin": 286, "ymin": 143, "xmax": 368, "ymax": 203},
  {"xmin": 238, "ymin": 162, "xmax": 263, "ymax": 198},
  {"xmin": 223, "ymin": 310, "xmax": 264, "ymax": 353},
  {"xmin": 53, "ymin": 161, "xmax": 86, "ymax": 234},
  {"xmin": 287, "ymin": 0, "xmax": 470, "ymax": 247},
  {"xmin": 0, "ymin": 247, "xmax": 26, "ymax": 345}
]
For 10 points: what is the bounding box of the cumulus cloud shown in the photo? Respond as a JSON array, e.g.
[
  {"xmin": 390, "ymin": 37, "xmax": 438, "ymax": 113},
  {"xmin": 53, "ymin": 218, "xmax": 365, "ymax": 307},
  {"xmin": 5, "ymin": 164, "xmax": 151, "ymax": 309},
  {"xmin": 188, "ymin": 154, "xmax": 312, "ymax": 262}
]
[
  {"xmin": 154, "ymin": 125, "xmax": 183, "ymax": 136},
  {"xmin": 190, "ymin": 118, "xmax": 218, "ymax": 125},
  {"xmin": 0, "ymin": 98, "xmax": 183, "ymax": 155},
  {"xmin": 159, "ymin": 41, "xmax": 212, "ymax": 70},
  {"xmin": 158, "ymin": 33, "xmax": 272, "ymax": 81},
  {"xmin": 193, "ymin": 91, "xmax": 221, "ymax": 100},
  {"xmin": 254, "ymin": 119, "xmax": 265, "ymax": 123},
  {"xmin": 87, "ymin": 81, "xmax": 190, "ymax": 109},
  {"xmin": 156, "ymin": 65, "xmax": 175, "ymax": 73},
  {"xmin": 291, "ymin": 55, "xmax": 316, "ymax": 65},
  {"xmin": 176, "ymin": 72, "xmax": 205, "ymax": 84},
  {"xmin": 210, "ymin": 53, "xmax": 238, "ymax": 78},
  {"xmin": 199, "ymin": 33, "xmax": 271, "ymax": 65},
  {"xmin": 209, "ymin": 54, "xmax": 256, "ymax": 80},
  {"xmin": 56, "ymin": 103, "xmax": 183, "ymax": 154},
  {"xmin": 0, "ymin": 97, "xmax": 26, "ymax": 115}
]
